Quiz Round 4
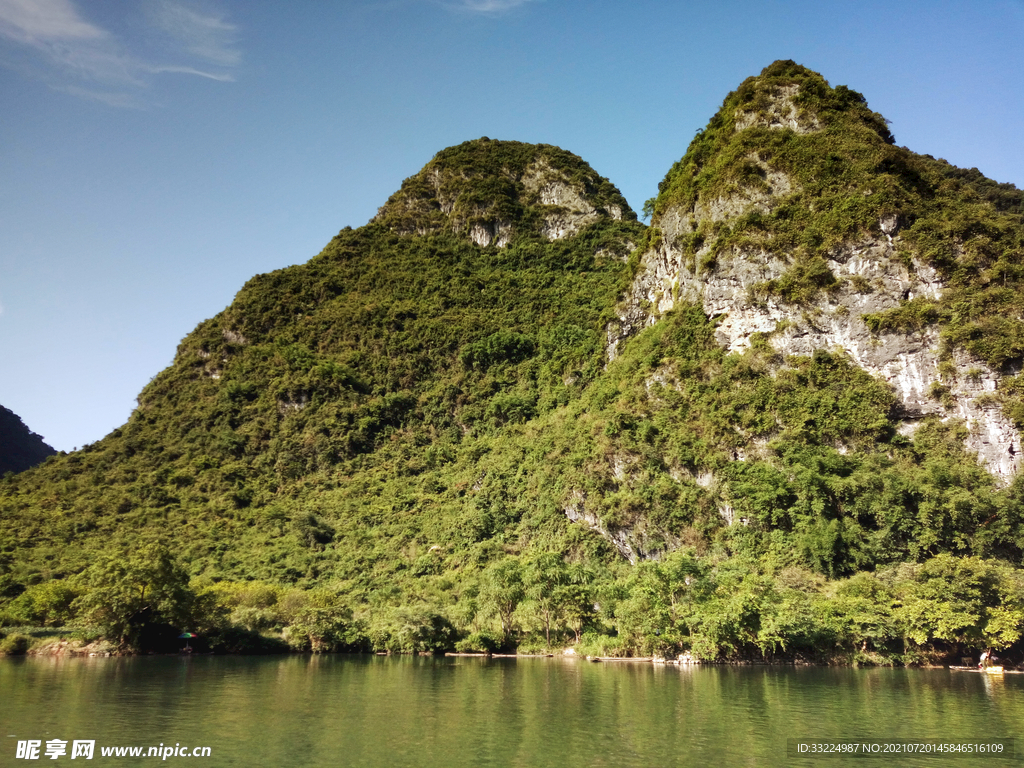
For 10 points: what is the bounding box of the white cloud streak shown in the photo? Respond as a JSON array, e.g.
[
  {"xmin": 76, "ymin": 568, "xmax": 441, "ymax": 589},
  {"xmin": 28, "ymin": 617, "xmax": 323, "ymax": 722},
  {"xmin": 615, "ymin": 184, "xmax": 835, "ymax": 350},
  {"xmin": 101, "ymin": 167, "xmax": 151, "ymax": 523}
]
[
  {"xmin": 0, "ymin": 0, "xmax": 239, "ymax": 105},
  {"xmin": 145, "ymin": 63, "xmax": 234, "ymax": 81},
  {"xmin": 453, "ymin": 0, "xmax": 537, "ymax": 11},
  {"xmin": 0, "ymin": 0, "xmax": 105, "ymax": 43}
]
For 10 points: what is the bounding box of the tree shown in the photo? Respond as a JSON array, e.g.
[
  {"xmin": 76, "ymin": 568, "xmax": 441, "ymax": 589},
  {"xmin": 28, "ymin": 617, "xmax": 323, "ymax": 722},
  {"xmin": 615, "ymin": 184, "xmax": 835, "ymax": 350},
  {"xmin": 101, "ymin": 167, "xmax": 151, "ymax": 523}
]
[
  {"xmin": 286, "ymin": 590, "xmax": 364, "ymax": 652},
  {"xmin": 72, "ymin": 543, "xmax": 196, "ymax": 649},
  {"xmin": 524, "ymin": 553, "xmax": 568, "ymax": 647},
  {"xmin": 2, "ymin": 580, "xmax": 80, "ymax": 626},
  {"xmin": 368, "ymin": 606, "xmax": 457, "ymax": 654},
  {"xmin": 554, "ymin": 567, "xmax": 596, "ymax": 645},
  {"xmin": 480, "ymin": 558, "xmax": 524, "ymax": 642},
  {"xmin": 890, "ymin": 555, "xmax": 1024, "ymax": 651},
  {"xmin": 615, "ymin": 552, "xmax": 703, "ymax": 655}
]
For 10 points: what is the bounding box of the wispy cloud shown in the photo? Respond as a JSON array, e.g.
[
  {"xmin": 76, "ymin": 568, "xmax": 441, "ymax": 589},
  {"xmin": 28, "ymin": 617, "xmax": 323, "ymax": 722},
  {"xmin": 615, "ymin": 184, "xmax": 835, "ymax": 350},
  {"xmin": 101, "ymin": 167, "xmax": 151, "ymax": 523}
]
[
  {"xmin": 0, "ymin": 0, "xmax": 240, "ymax": 105},
  {"xmin": 0, "ymin": 0, "xmax": 105, "ymax": 43},
  {"xmin": 441, "ymin": 0, "xmax": 538, "ymax": 12},
  {"xmin": 454, "ymin": 0, "xmax": 537, "ymax": 10},
  {"xmin": 148, "ymin": 1, "xmax": 239, "ymax": 68},
  {"xmin": 57, "ymin": 84, "xmax": 147, "ymax": 108},
  {"xmin": 145, "ymin": 64, "xmax": 234, "ymax": 81}
]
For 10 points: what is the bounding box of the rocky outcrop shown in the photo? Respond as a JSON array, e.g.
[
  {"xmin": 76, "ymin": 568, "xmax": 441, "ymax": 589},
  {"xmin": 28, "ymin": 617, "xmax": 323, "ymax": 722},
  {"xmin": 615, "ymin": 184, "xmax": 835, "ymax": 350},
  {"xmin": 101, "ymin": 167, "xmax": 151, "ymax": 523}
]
[
  {"xmin": 371, "ymin": 139, "xmax": 634, "ymax": 247},
  {"xmin": 602, "ymin": 59, "xmax": 1021, "ymax": 484},
  {"xmin": 733, "ymin": 83, "xmax": 821, "ymax": 134},
  {"xmin": 609, "ymin": 208, "xmax": 1022, "ymax": 483},
  {"xmin": 563, "ymin": 490, "xmax": 671, "ymax": 564},
  {"xmin": 469, "ymin": 220, "xmax": 513, "ymax": 248},
  {"xmin": 522, "ymin": 159, "xmax": 622, "ymax": 240}
]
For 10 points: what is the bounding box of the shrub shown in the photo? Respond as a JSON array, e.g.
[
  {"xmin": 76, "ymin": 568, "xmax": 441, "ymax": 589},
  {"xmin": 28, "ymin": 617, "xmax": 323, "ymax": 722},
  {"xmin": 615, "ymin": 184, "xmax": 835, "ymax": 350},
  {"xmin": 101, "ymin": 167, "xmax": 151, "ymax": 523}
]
[
  {"xmin": 454, "ymin": 631, "xmax": 501, "ymax": 653},
  {"xmin": 285, "ymin": 591, "xmax": 365, "ymax": 652},
  {"xmin": 0, "ymin": 633, "xmax": 31, "ymax": 655},
  {"xmin": 2, "ymin": 580, "xmax": 80, "ymax": 626},
  {"xmin": 368, "ymin": 607, "xmax": 458, "ymax": 654}
]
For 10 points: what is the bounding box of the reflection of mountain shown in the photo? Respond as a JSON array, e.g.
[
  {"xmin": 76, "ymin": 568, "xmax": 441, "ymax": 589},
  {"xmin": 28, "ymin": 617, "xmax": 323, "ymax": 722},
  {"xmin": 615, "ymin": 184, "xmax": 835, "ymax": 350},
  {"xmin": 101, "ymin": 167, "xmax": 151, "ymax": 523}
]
[{"xmin": 0, "ymin": 405, "xmax": 56, "ymax": 475}]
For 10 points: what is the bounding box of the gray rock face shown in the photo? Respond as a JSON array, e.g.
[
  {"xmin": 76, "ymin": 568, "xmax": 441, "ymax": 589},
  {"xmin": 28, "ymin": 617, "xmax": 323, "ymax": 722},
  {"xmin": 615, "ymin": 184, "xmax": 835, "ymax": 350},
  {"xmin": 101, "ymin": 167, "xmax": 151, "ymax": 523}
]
[
  {"xmin": 659, "ymin": 160, "xmax": 795, "ymax": 238},
  {"xmin": 609, "ymin": 198, "xmax": 1022, "ymax": 483},
  {"xmin": 563, "ymin": 490, "xmax": 670, "ymax": 565},
  {"xmin": 733, "ymin": 84, "xmax": 821, "ymax": 134},
  {"xmin": 469, "ymin": 220, "xmax": 513, "ymax": 248},
  {"xmin": 522, "ymin": 159, "xmax": 622, "ymax": 241}
]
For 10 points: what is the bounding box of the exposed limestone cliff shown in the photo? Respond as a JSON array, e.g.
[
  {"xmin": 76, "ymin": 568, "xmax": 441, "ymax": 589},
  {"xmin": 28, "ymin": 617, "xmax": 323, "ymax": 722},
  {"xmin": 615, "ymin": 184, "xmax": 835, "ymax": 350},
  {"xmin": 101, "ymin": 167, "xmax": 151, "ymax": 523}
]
[
  {"xmin": 522, "ymin": 159, "xmax": 622, "ymax": 240},
  {"xmin": 733, "ymin": 83, "xmax": 820, "ymax": 134},
  {"xmin": 611, "ymin": 224, "xmax": 1021, "ymax": 481}
]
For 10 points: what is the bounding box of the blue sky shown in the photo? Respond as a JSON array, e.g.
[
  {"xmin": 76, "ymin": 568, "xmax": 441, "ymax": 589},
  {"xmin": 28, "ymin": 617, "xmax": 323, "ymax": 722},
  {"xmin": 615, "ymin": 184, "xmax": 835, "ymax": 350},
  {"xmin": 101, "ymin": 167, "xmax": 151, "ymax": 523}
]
[{"xmin": 1, "ymin": 0, "xmax": 1022, "ymax": 452}]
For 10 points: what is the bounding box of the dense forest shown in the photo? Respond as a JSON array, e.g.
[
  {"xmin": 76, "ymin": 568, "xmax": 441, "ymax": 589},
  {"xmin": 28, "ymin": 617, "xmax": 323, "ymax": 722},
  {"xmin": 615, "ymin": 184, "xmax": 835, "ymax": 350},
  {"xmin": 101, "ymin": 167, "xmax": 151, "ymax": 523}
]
[{"xmin": 3, "ymin": 62, "xmax": 1024, "ymax": 664}]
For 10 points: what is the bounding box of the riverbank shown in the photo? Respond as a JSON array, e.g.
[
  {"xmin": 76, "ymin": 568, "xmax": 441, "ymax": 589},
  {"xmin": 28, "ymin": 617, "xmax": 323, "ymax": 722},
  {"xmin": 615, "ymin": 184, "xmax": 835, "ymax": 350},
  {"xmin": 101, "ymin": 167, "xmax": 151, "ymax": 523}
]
[
  {"xmin": 4, "ymin": 625, "xmax": 1019, "ymax": 670},
  {"xmin": 12, "ymin": 647, "xmax": 1007, "ymax": 673}
]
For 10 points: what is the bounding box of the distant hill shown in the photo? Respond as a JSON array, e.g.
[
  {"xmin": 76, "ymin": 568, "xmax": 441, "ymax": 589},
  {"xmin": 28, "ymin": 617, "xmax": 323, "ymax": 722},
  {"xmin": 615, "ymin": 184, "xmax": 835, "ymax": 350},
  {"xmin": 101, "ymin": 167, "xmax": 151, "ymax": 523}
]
[{"xmin": 0, "ymin": 405, "xmax": 56, "ymax": 475}]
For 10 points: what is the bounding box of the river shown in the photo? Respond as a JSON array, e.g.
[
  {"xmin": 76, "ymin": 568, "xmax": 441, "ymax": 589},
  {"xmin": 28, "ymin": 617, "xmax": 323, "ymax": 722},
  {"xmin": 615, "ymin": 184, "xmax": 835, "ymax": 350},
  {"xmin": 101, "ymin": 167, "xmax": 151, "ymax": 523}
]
[{"xmin": 2, "ymin": 655, "xmax": 1021, "ymax": 766}]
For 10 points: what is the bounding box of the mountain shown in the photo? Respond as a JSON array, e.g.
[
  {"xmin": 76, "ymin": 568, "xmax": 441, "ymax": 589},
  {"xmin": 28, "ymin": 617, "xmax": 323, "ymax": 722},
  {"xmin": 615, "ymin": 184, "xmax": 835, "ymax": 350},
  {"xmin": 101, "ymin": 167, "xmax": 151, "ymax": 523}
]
[
  {"xmin": 4, "ymin": 62, "xmax": 1024, "ymax": 661},
  {"xmin": 0, "ymin": 406, "xmax": 56, "ymax": 476},
  {"xmin": 0, "ymin": 138, "xmax": 644, "ymax": 593},
  {"xmin": 610, "ymin": 59, "xmax": 1024, "ymax": 482}
]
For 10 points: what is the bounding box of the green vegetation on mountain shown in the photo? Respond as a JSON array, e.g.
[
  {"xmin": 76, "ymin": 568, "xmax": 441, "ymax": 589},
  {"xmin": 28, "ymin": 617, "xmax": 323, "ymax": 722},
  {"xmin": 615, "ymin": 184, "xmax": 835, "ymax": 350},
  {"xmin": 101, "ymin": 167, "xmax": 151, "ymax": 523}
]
[
  {"xmin": 3, "ymin": 67, "xmax": 1024, "ymax": 664},
  {"xmin": 652, "ymin": 61, "xmax": 897, "ymax": 260},
  {"xmin": 374, "ymin": 138, "xmax": 630, "ymax": 239}
]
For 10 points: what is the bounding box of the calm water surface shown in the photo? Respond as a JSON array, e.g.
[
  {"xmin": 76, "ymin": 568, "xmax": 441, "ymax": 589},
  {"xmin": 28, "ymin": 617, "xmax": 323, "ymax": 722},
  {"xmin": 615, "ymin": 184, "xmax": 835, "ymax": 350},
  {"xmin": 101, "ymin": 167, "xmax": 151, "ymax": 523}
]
[{"xmin": 2, "ymin": 655, "xmax": 1022, "ymax": 767}]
